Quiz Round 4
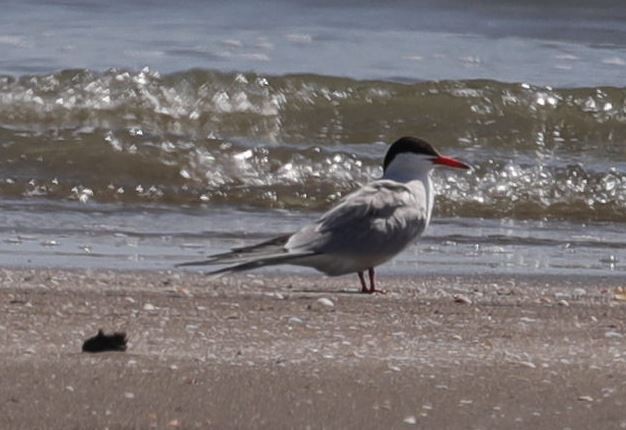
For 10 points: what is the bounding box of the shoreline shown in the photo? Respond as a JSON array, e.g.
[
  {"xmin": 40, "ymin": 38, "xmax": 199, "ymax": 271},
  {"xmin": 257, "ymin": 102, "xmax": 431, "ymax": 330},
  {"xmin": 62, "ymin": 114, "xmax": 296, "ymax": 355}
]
[{"xmin": 1, "ymin": 268, "xmax": 625, "ymax": 429}]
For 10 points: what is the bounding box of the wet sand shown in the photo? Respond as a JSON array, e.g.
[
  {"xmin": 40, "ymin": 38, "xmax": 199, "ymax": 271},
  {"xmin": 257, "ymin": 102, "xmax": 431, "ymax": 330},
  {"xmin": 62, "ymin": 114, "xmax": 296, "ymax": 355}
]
[{"xmin": 0, "ymin": 268, "xmax": 625, "ymax": 429}]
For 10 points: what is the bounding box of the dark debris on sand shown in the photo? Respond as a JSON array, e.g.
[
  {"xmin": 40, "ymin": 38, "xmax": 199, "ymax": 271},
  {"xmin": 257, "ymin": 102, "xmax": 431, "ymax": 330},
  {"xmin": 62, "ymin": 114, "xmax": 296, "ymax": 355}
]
[{"xmin": 82, "ymin": 329, "xmax": 128, "ymax": 353}]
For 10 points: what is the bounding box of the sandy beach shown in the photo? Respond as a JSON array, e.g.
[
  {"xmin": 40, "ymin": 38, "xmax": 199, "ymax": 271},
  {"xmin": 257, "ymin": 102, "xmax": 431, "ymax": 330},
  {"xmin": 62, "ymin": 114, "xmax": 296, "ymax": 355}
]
[
  {"xmin": 2, "ymin": 1, "xmax": 626, "ymax": 429},
  {"xmin": 0, "ymin": 268, "xmax": 624, "ymax": 429}
]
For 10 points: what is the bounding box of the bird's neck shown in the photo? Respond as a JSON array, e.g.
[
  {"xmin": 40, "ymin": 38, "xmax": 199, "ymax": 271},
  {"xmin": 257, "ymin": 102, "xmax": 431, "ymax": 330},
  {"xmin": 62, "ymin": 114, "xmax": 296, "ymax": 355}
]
[{"xmin": 382, "ymin": 159, "xmax": 435, "ymax": 225}]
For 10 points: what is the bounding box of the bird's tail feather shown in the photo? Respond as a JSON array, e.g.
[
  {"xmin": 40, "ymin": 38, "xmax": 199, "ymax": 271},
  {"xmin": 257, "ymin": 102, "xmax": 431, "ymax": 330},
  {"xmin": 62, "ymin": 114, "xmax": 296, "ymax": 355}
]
[
  {"xmin": 175, "ymin": 233, "xmax": 294, "ymax": 268},
  {"xmin": 204, "ymin": 252, "xmax": 316, "ymax": 276},
  {"xmin": 175, "ymin": 258, "xmax": 223, "ymax": 267}
]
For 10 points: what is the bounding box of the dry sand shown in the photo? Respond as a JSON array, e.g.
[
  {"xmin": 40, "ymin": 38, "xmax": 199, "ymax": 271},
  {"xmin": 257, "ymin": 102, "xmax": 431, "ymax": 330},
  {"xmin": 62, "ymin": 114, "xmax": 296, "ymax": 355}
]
[{"xmin": 0, "ymin": 268, "xmax": 625, "ymax": 429}]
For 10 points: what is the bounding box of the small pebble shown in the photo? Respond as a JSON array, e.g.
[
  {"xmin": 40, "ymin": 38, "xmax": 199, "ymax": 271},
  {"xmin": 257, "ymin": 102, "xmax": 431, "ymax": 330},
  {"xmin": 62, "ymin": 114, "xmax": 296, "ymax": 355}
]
[
  {"xmin": 317, "ymin": 297, "xmax": 334, "ymax": 307},
  {"xmin": 605, "ymin": 331, "xmax": 623, "ymax": 338},
  {"xmin": 143, "ymin": 303, "xmax": 156, "ymax": 311},
  {"xmin": 124, "ymin": 392, "xmax": 135, "ymax": 399},
  {"xmin": 403, "ymin": 416, "xmax": 417, "ymax": 425},
  {"xmin": 557, "ymin": 299, "xmax": 569, "ymax": 307},
  {"xmin": 310, "ymin": 297, "xmax": 335, "ymax": 310},
  {"xmin": 288, "ymin": 316, "xmax": 305, "ymax": 325},
  {"xmin": 453, "ymin": 294, "xmax": 472, "ymax": 305},
  {"xmin": 578, "ymin": 395, "xmax": 594, "ymax": 402}
]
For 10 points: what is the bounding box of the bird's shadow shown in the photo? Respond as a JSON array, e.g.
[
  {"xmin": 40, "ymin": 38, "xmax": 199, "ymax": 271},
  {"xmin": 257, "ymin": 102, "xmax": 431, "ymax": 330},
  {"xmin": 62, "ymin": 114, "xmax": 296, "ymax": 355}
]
[{"xmin": 287, "ymin": 288, "xmax": 373, "ymax": 296}]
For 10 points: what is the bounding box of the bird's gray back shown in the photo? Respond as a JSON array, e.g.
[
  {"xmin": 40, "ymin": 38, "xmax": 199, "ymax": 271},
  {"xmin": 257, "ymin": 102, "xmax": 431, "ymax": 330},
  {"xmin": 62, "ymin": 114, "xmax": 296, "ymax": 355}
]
[{"xmin": 285, "ymin": 179, "xmax": 429, "ymax": 274}]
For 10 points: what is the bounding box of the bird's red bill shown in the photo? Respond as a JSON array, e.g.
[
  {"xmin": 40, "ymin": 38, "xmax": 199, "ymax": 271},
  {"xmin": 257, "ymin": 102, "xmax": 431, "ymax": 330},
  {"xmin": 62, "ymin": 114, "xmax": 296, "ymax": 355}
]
[{"xmin": 434, "ymin": 156, "xmax": 471, "ymax": 169}]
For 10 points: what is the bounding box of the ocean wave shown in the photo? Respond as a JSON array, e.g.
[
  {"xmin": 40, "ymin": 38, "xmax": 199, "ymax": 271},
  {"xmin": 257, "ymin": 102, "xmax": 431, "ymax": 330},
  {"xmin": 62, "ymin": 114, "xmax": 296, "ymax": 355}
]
[{"xmin": 0, "ymin": 68, "xmax": 624, "ymax": 222}]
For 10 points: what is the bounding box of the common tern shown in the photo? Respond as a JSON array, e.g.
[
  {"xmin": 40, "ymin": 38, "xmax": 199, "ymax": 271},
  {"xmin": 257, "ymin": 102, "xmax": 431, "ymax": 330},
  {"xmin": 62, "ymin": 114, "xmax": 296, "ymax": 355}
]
[{"xmin": 177, "ymin": 137, "xmax": 470, "ymax": 293}]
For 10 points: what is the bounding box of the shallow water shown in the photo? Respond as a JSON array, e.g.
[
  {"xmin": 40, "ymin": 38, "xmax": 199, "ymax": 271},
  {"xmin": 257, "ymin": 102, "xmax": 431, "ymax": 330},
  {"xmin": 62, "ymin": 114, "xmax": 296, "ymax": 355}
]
[{"xmin": 0, "ymin": 200, "xmax": 623, "ymax": 277}]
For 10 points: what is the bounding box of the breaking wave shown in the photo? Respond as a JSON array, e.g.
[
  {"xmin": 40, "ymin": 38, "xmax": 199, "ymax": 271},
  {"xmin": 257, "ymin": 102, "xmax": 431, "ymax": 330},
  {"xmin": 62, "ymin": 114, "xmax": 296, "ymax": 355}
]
[{"xmin": 0, "ymin": 68, "xmax": 624, "ymax": 222}]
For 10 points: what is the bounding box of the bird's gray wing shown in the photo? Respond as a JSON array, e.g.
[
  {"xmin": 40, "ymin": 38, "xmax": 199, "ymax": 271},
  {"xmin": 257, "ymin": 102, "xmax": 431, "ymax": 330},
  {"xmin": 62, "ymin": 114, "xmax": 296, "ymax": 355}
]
[{"xmin": 286, "ymin": 180, "xmax": 428, "ymax": 257}]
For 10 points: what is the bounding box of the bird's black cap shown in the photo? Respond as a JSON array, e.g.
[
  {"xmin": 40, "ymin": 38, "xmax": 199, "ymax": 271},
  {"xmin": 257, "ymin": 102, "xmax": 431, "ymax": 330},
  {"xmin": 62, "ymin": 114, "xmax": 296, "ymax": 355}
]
[{"xmin": 383, "ymin": 137, "xmax": 440, "ymax": 171}]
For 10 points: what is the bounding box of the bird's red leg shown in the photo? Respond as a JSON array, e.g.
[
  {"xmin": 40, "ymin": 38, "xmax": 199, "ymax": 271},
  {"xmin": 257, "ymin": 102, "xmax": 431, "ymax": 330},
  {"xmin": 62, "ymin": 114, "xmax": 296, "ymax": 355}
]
[
  {"xmin": 358, "ymin": 271, "xmax": 368, "ymax": 293},
  {"xmin": 368, "ymin": 267, "xmax": 386, "ymax": 294}
]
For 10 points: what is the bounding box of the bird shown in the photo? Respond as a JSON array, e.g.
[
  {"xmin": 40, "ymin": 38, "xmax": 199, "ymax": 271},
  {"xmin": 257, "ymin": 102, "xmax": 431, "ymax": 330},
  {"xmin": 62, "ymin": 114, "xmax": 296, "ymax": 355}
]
[{"xmin": 176, "ymin": 136, "xmax": 470, "ymax": 294}]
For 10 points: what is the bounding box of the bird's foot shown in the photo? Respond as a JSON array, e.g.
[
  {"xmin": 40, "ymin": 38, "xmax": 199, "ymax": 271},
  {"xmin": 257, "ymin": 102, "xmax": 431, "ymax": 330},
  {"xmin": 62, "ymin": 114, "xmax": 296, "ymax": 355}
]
[{"xmin": 365, "ymin": 287, "xmax": 387, "ymax": 295}]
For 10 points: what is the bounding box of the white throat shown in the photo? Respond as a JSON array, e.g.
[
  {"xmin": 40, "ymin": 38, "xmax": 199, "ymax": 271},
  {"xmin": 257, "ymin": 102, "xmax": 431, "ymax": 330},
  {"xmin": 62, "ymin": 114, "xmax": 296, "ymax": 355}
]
[{"xmin": 382, "ymin": 152, "xmax": 435, "ymax": 226}]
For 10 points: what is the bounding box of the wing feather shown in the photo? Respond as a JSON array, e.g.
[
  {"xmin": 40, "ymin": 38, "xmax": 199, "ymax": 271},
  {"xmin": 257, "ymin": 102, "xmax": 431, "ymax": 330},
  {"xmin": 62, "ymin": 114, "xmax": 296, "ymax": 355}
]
[{"xmin": 286, "ymin": 180, "xmax": 428, "ymax": 257}]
